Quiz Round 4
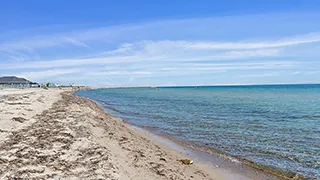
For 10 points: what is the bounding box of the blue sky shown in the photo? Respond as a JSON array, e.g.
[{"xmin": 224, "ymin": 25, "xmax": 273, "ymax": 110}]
[{"xmin": 1, "ymin": 0, "xmax": 320, "ymax": 87}]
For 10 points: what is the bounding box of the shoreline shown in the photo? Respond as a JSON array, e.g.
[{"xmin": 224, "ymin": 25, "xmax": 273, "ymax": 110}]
[
  {"xmin": 76, "ymin": 91, "xmax": 309, "ymax": 180},
  {"xmin": 138, "ymin": 127, "xmax": 304, "ymax": 180},
  {"xmin": 0, "ymin": 88, "xmax": 308, "ymax": 179},
  {"xmin": 128, "ymin": 125, "xmax": 281, "ymax": 180},
  {"xmin": 0, "ymin": 88, "xmax": 245, "ymax": 179},
  {"xmin": 75, "ymin": 93, "xmax": 261, "ymax": 180},
  {"xmin": 105, "ymin": 116, "xmax": 307, "ymax": 180}
]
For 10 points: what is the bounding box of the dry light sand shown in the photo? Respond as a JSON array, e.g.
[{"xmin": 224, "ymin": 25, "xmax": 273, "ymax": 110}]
[{"xmin": 0, "ymin": 88, "xmax": 287, "ymax": 180}]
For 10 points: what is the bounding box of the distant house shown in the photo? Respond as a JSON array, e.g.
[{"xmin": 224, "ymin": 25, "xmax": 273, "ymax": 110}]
[{"xmin": 0, "ymin": 76, "xmax": 39, "ymax": 88}]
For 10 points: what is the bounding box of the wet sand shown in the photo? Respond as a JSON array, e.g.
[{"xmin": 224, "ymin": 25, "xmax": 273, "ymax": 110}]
[
  {"xmin": 0, "ymin": 88, "xmax": 302, "ymax": 179},
  {"xmin": 135, "ymin": 127, "xmax": 307, "ymax": 180}
]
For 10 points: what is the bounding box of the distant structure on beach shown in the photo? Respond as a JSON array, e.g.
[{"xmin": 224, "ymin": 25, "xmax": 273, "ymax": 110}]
[{"xmin": 0, "ymin": 76, "xmax": 39, "ymax": 88}]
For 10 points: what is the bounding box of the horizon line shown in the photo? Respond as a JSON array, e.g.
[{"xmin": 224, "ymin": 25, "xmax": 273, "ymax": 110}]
[{"xmin": 92, "ymin": 83, "xmax": 320, "ymax": 89}]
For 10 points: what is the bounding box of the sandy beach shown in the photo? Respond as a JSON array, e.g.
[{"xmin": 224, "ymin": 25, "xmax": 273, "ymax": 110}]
[{"xmin": 0, "ymin": 88, "xmax": 296, "ymax": 180}]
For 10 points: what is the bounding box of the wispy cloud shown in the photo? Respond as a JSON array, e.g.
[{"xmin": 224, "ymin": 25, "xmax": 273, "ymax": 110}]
[
  {"xmin": 1, "ymin": 13, "xmax": 320, "ymax": 52},
  {"xmin": 177, "ymin": 33, "xmax": 320, "ymax": 50},
  {"xmin": 14, "ymin": 68, "xmax": 82, "ymax": 81},
  {"xmin": 0, "ymin": 36, "xmax": 310, "ymax": 70},
  {"xmin": 305, "ymin": 71, "xmax": 320, "ymax": 75},
  {"xmin": 0, "ymin": 35, "xmax": 91, "ymax": 52},
  {"xmin": 0, "ymin": 12, "xmax": 319, "ymax": 86},
  {"xmin": 238, "ymin": 72, "xmax": 280, "ymax": 78},
  {"xmin": 62, "ymin": 37, "xmax": 91, "ymax": 48},
  {"xmin": 124, "ymin": 36, "xmax": 320, "ymax": 53},
  {"xmin": 87, "ymin": 71, "xmax": 152, "ymax": 76}
]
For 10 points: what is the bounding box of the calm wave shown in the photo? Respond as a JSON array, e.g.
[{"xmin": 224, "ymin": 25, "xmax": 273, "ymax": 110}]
[{"xmin": 76, "ymin": 84, "xmax": 320, "ymax": 178}]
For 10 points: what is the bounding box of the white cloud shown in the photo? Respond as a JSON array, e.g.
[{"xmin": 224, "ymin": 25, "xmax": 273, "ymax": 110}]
[
  {"xmin": 0, "ymin": 35, "xmax": 91, "ymax": 52},
  {"xmin": 292, "ymin": 71, "xmax": 302, "ymax": 75},
  {"xmin": 14, "ymin": 68, "xmax": 81, "ymax": 81},
  {"xmin": 87, "ymin": 71, "xmax": 152, "ymax": 76},
  {"xmin": 62, "ymin": 37, "xmax": 91, "ymax": 48},
  {"xmin": 1, "ymin": 16, "xmax": 320, "ymax": 53},
  {"xmin": 238, "ymin": 72, "xmax": 280, "ymax": 78},
  {"xmin": 305, "ymin": 71, "xmax": 320, "ymax": 74},
  {"xmin": 1, "ymin": 13, "xmax": 319, "ymax": 86},
  {"xmin": 81, "ymin": 61, "xmax": 298, "ymax": 79},
  {"xmin": 176, "ymin": 34, "xmax": 320, "ymax": 50},
  {"xmin": 0, "ymin": 40, "xmax": 285, "ymax": 70}
]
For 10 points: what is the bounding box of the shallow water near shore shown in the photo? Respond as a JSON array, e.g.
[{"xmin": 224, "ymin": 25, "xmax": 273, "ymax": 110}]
[
  {"xmin": 76, "ymin": 84, "xmax": 320, "ymax": 179},
  {"xmin": 131, "ymin": 125, "xmax": 279, "ymax": 180}
]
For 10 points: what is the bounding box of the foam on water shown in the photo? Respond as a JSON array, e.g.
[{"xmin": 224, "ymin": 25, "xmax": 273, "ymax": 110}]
[{"xmin": 76, "ymin": 84, "xmax": 320, "ymax": 178}]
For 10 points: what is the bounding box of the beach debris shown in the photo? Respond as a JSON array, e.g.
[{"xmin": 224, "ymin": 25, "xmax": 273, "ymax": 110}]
[
  {"xmin": 292, "ymin": 173, "xmax": 303, "ymax": 180},
  {"xmin": 11, "ymin": 117, "xmax": 27, "ymax": 123},
  {"xmin": 215, "ymin": 165, "xmax": 220, "ymax": 168},
  {"xmin": 177, "ymin": 159, "xmax": 193, "ymax": 165}
]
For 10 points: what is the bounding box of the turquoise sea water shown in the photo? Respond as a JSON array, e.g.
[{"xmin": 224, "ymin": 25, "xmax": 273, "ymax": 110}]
[{"xmin": 76, "ymin": 84, "xmax": 320, "ymax": 178}]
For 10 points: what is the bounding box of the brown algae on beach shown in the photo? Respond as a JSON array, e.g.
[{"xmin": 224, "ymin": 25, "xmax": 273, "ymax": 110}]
[{"xmin": 177, "ymin": 159, "xmax": 194, "ymax": 165}]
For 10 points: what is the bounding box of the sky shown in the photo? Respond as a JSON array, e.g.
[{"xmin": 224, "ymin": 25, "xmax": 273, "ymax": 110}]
[{"xmin": 1, "ymin": 0, "xmax": 320, "ymax": 87}]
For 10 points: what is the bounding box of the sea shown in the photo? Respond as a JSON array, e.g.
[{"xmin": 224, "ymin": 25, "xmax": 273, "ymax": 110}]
[{"xmin": 75, "ymin": 84, "xmax": 320, "ymax": 179}]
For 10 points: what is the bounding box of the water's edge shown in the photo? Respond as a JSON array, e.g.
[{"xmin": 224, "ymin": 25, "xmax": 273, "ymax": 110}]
[
  {"xmin": 124, "ymin": 122, "xmax": 306, "ymax": 180},
  {"xmin": 74, "ymin": 91, "xmax": 309, "ymax": 180}
]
